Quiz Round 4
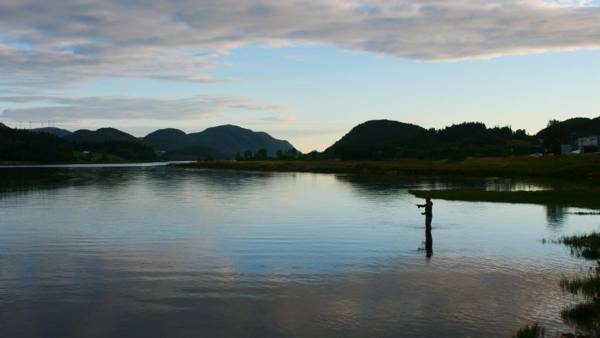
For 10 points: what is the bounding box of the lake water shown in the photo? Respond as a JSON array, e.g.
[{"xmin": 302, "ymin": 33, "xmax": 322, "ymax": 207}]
[{"xmin": 1, "ymin": 165, "xmax": 598, "ymax": 337}]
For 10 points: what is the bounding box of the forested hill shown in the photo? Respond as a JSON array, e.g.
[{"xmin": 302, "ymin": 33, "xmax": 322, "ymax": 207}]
[
  {"xmin": 0, "ymin": 124, "xmax": 296, "ymax": 163},
  {"xmin": 537, "ymin": 117, "xmax": 600, "ymax": 139},
  {"xmin": 67, "ymin": 128, "xmax": 140, "ymax": 144},
  {"xmin": 32, "ymin": 127, "xmax": 72, "ymax": 138},
  {"xmin": 0, "ymin": 125, "xmax": 155, "ymax": 163},
  {"xmin": 536, "ymin": 117, "xmax": 600, "ymax": 153},
  {"xmin": 325, "ymin": 119, "xmax": 535, "ymax": 160},
  {"xmin": 142, "ymin": 125, "xmax": 296, "ymax": 160},
  {"xmin": 3, "ymin": 117, "xmax": 598, "ymax": 164},
  {"xmin": 0, "ymin": 124, "xmax": 75, "ymax": 163},
  {"xmin": 188, "ymin": 125, "xmax": 294, "ymax": 158},
  {"xmin": 65, "ymin": 128, "xmax": 156, "ymax": 161}
]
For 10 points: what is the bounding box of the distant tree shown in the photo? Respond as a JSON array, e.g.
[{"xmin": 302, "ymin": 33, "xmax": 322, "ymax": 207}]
[
  {"xmin": 0, "ymin": 126, "xmax": 75, "ymax": 163},
  {"xmin": 287, "ymin": 149, "xmax": 300, "ymax": 159},
  {"xmin": 325, "ymin": 120, "xmax": 538, "ymax": 160},
  {"xmin": 235, "ymin": 152, "xmax": 242, "ymax": 161},
  {"xmin": 514, "ymin": 129, "xmax": 528, "ymax": 139},
  {"xmin": 543, "ymin": 119, "xmax": 568, "ymax": 154},
  {"xmin": 255, "ymin": 149, "xmax": 268, "ymax": 160},
  {"xmin": 307, "ymin": 151, "xmax": 320, "ymax": 160}
]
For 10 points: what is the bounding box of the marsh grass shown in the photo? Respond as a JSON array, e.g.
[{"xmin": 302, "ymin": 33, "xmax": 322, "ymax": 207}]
[
  {"xmin": 558, "ymin": 233, "xmax": 600, "ymax": 334},
  {"xmin": 512, "ymin": 323, "xmax": 544, "ymax": 338}
]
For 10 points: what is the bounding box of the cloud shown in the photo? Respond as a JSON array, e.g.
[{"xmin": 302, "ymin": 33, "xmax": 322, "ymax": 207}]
[
  {"xmin": 0, "ymin": 95, "xmax": 283, "ymax": 122},
  {"xmin": 257, "ymin": 115, "xmax": 297, "ymax": 124},
  {"xmin": 1, "ymin": 0, "xmax": 600, "ymax": 87}
]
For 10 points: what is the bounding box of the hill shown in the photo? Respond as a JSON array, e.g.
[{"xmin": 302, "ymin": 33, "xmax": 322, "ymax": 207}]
[
  {"xmin": 142, "ymin": 125, "xmax": 295, "ymax": 159},
  {"xmin": 67, "ymin": 127, "xmax": 140, "ymax": 144},
  {"xmin": 67, "ymin": 127, "xmax": 156, "ymax": 161},
  {"xmin": 324, "ymin": 120, "xmax": 427, "ymax": 159},
  {"xmin": 536, "ymin": 116, "xmax": 600, "ymax": 153},
  {"xmin": 31, "ymin": 127, "xmax": 72, "ymax": 138},
  {"xmin": 325, "ymin": 120, "xmax": 535, "ymax": 160},
  {"xmin": 189, "ymin": 125, "xmax": 295, "ymax": 158},
  {"xmin": 143, "ymin": 128, "xmax": 194, "ymax": 152},
  {"xmin": 537, "ymin": 117, "xmax": 600, "ymax": 139},
  {"xmin": 0, "ymin": 125, "xmax": 75, "ymax": 163}
]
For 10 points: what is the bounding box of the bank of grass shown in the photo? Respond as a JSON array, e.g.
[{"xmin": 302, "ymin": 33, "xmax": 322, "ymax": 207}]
[
  {"xmin": 510, "ymin": 235, "xmax": 600, "ymax": 336},
  {"xmin": 409, "ymin": 189, "xmax": 600, "ymax": 210},
  {"xmin": 557, "ymin": 233, "xmax": 600, "ymax": 335},
  {"xmin": 175, "ymin": 155, "xmax": 600, "ymax": 182}
]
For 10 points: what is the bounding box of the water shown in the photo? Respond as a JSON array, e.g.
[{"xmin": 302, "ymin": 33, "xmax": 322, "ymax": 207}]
[{"xmin": 1, "ymin": 166, "xmax": 598, "ymax": 337}]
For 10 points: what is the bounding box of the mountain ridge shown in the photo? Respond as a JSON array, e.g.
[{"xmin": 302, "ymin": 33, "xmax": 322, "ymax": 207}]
[
  {"xmin": 31, "ymin": 127, "xmax": 72, "ymax": 138},
  {"xmin": 325, "ymin": 119, "xmax": 535, "ymax": 160},
  {"xmin": 142, "ymin": 124, "xmax": 295, "ymax": 160}
]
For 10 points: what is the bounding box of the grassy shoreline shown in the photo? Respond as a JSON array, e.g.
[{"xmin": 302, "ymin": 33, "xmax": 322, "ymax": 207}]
[
  {"xmin": 410, "ymin": 189, "xmax": 600, "ymax": 210},
  {"xmin": 0, "ymin": 159, "xmax": 166, "ymax": 166},
  {"xmin": 175, "ymin": 156, "xmax": 600, "ymax": 182}
]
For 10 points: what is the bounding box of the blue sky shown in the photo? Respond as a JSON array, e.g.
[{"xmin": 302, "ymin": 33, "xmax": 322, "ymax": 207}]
[{"xmin": 1, "ymin": 0, "xmax": 600, "ymax": 151}]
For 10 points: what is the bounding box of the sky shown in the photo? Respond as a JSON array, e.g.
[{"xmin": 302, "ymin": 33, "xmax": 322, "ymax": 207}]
[{"xmin": 1, "ymin": 0, "xmax": 600, "ymax": 152}]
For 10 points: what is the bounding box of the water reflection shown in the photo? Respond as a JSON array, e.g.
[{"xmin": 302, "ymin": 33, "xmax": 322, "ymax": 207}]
[
  {"xmin": 425, "ymin": 214, "xmax": 433, "ymax": 259},
  {"xmin": 417, "ymin": 197, "xmax": 434, "ymax": 259},
  {"xmin": 337, "ymin": 174, "xmax": 570, "ymax": 196},
  {"xmin": 0, "ymin": 167, "xmax": 592, "ymax": 337},
  {"xmin": 546, "ymin": 205, "xmax": 567, "ymax": 229}
]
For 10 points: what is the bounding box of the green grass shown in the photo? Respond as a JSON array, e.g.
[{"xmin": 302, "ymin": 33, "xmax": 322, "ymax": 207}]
[
  {"xmin": 175, "ymin": 155, "xmax": 600, "ymax": 182},
  {"xmin": 409, "ymin": 189, "xmax": 600, "ymax": 210}
]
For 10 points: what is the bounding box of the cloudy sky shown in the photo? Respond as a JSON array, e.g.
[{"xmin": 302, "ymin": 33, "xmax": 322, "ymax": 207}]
[{"xmin": 1, "ymin": 0, "xmax": 600, "ymax": 151}]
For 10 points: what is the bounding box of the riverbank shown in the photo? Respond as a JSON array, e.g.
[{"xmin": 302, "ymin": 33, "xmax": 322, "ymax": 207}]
[
  {"xmin": 0, "ymin": 161, "xmax": 34, "ymax": 165},
  {"xmin": 0, "ymin": 161, "xmax": 194, "ymax": 169},
  {"xmin": 174, "ymin": 155, "xmax": 600, "ymax": 182}
]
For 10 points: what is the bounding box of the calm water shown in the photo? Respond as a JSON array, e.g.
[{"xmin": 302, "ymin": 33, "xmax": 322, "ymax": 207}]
[{"xmin": 1, "ymin": 166, "xmax": 598, "ymax": 337}]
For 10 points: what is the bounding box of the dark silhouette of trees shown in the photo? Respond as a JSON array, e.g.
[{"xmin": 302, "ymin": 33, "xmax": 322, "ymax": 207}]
[
  {"xmin": 542, "ymin": 119, "xmax": 568, "ymax": 154},
  {"xmin": 325, "ymin": 120, "xmax": 540, "ymax": 160},
  {"xmin": 0, "ymin": 125, "xmax": 75, "ymax": 163},
  {"xmin": 235, "ymin": 148, "xmax": 301, "ymax": 161},
  {"xmin": 75, "ymin": 141, "xmax": 156, "ymax": 161}
]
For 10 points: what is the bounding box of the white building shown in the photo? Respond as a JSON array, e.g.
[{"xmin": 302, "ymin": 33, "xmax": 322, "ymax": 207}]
[{"xmin": 577, "ymin": 136, "xmax": 600, "ymax": 152}]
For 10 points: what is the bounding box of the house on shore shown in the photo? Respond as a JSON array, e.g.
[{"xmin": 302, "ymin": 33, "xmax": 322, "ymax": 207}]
[
  {"xmin": 559, "ymin": 136, "xmax": 600, "ymax": 154},
  {"xmin": 560, "ymin": 144, "xmax": 574, "ymax": 154},
  {"xmin": 577, "ymin": 136, "xmax": 600, "ymax": 153}
]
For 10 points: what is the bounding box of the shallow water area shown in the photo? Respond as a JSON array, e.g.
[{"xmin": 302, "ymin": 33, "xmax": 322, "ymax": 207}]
[{"xmin": 1, "ymin": 165, "xmax": 597, "ymax": 337}]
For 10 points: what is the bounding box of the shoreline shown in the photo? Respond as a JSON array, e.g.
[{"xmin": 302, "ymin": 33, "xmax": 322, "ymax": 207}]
[
  {"xmin": 0, "ymin": 160, "xmax": 194, "ymax": 168},
  {"xmin": 410, "ymin": 189, "xmax": 600, "ymax": 210},
  {"xmin": 174, "ymin": 156, "xmax": 600, "ymax": 183}
]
